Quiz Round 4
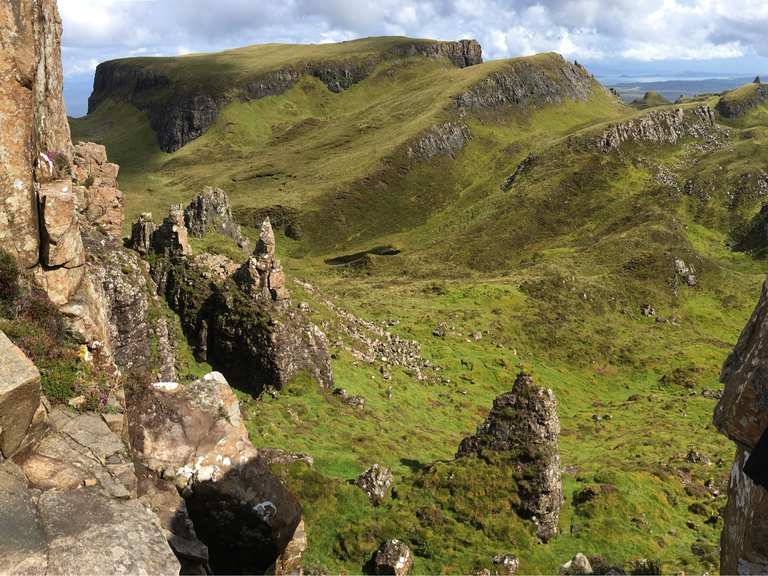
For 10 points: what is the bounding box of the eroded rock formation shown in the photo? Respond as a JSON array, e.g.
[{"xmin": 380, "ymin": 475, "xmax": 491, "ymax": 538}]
[
  {"xmin": 594, "ymin": 105, "xmax": 717, "ymax": 152},
  {"xmin": 0, "ymin": 331, "xmax": 41, "ymax": 459},
  {"xmin": 184, "ymin": 186, "xmax": 248, "ymax": 249},
  {"xmin": 714, "ymin": 279, "xmax": 768, "ymax": 572},
  {"xmin": 457, "ymin": 372, "xmax": 563, "ymax": 541},
  {"xmin": 134, "ymin": 202, "xmax": 333, "ymax": 394}
]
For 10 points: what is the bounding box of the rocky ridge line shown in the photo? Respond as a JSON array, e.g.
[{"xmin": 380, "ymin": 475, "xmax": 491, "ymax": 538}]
[{"xmin": 89, "ymin": 39, "xmax": 483, "ymax": 152}]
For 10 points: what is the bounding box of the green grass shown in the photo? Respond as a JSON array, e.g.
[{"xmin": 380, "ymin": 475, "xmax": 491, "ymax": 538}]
[{"xmin": 68, "ymin": 39, "xmax": 768, "ymax": 573}]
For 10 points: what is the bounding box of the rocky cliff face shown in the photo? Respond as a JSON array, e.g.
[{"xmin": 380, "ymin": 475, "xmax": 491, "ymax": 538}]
[
  {"xmin": 455, "ymin": 55, "xmax": 595, "ymax": 112},
  {"xmin": 457, "ymin": 372, "xmax": 563, "ymax": 541},
  {"xmin": 0, "ymin": 0, "xmax": 71, "ymax": 268},
  {"xmin": 714, "ymin": 279, "xmax": 768, "ymax": 573},
  {"xmin": 593, "ymin": 104, "xmax": 718, "ymax": 152},
  {"xmin": 88, "ymin": 39, "xmax": 482, "ymax": 152}
]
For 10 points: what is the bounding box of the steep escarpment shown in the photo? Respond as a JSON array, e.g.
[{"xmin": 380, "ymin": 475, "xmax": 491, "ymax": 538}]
[
  {"xmin": 455, "ymin": 54, "xmax": 597, "ymax": 111},
  {"xmin": 88, "ymin": 38, "xmax": 482, "ymax": 152}
]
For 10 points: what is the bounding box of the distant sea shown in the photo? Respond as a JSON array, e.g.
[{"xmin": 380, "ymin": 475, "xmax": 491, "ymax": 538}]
[{"xmin": 599, "ymin": 74, "xmax": 763, "ymax": 103}]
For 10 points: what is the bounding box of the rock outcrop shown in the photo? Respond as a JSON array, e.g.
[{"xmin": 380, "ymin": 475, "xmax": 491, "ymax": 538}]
[
  {"xmin": 135, "ymin": 203, "xmax": 333, "ymax": 394},
  {"xmin": 457, "ymin": 372, "xmax": 563, "ymax": 541},
  {"xmin": 0, "ymin": 0, "xmax": 71, "ymax": 269},
  {"xmin": 594, "ymin": 105, "xmax": 717, "ymax": 152},
  {"xmin": 235, "ymin": 218, "xmax": 289, "ymax": 302},
  {"xmin": 455, "ymin": 53, "xmax": 595, "ymax": 112},
  {"xmin": 88, "ymin": 39, "xmax": 482, "ymax": 152},
  {"xmin": 184, "ymin": 185, "xmax": 248, "ymax": 248},
  {"xmin": 0, "ymin": 331, "xmax": 41, "ymax": 459},
  {"xmin": 714, "ymin": 279, "xmax": 768, "ymax": 572},
  {"xmin": 406, "ymin": 122, "xmax": 472, "ymax": 161},
  {"xmin": 2, "ymin": 405, "xmax": 180, "ymax": 576}
]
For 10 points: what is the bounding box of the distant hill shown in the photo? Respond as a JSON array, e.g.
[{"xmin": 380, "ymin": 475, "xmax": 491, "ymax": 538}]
[
  {"xmin": 609, "ymin": 75, "xmax": 759, "ymax": 103},
  {"xmin": 630, "ymin": 90, "xmax": 671, "ymax": 109}
]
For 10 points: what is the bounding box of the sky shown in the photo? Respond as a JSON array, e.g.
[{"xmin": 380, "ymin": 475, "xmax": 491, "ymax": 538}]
[{"xmin": 60, "ymin": 0, "xmax": 768, "ymax": 117}]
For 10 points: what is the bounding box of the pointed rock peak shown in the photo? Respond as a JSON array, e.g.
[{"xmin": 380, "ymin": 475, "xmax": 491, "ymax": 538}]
[{"xmin": 255, "ymin": 217, "xmax": 276, "ymax": 259}]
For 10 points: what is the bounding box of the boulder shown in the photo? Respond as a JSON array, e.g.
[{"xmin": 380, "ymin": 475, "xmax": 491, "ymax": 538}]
[
  {"xmin": 560, "ymin": 553, "xmax": 593, "ymax": 575},
  {"xmin": 38, "ymin": 487, "xmax": 180, "ymax": 575},
  {"xmin": 0, "ymin": 331, "xmax": 41, "ymax": 458},
  {"xmin": 0, "ymin": 460, "xmax": 48, "ymax": 575},
  {"xmin": 184, "ymin": 186, "xmax": 248, "ymax": 248},
  {"xmin": 185, "ymin": 458, "xmax": 303, "ymax": 575},
  {"xmin": 715, "ymin": 278, "xmax": 768, "ymax": 572},
  {"xmin": 354, "ymin": 464, "xmax": 394, "ymax": 505},
  {"xmin": 128, "ymin": 372, "xmax": 257, "ymax": 482},
  {"xmin": 457, "ymin": 372, "xmax": 563, "ymax": 541},
  {"xmin": 372, "ymin": 539, "xmax": 413, "ymax": 576}
]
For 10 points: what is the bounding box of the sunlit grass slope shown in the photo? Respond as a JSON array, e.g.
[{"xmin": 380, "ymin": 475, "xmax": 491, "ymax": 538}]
[{"xmin": 70, "ymin": 39, "xmax": 768, "ymax": 573}]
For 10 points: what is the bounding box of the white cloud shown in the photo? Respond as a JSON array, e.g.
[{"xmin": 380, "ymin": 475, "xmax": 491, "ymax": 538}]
[{"xmin": 58, "ymin": 0, "xmax": 768, "ymax": 72}]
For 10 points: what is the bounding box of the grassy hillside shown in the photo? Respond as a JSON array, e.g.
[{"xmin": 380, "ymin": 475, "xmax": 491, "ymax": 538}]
[
  {"xmin": 630, "ymin": 91, "xmax": 671, "ymax": 109},
  {"xmin": 70, "ymin": 39, "xmax": 768, "ymax": 573}
]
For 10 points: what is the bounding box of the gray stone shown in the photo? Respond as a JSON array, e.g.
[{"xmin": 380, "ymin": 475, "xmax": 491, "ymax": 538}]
[
  {"xmin": 0, "ymin": 331, "xmax": 41, "ymax": 458},
  {"xmin": 0, "ymin": 461, "xmax": 47, "ymax": 575},
  {"xmin": 560, "ymin": 553, "xmax": 593, "ymax": 575},
  {"xmin": 373, "ymin": 539, "xmax": 413, "ymax": 576},
  {"xmin": 38, "ymin": 487, "xmax": 180, "ymax": 575},
  {"xmin": 355, "ymin": 464, "xmax": 394, "ymax": 506}
]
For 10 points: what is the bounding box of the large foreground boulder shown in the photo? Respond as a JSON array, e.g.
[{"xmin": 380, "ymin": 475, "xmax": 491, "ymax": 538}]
[
  {"xmin": 129, "ymin": 370, "xmax": 305, "ymax": 573},
  {"xmin": 457, "ymin": 372, "xmax": 563, "ymax": 541},
  {"xmin": 714, "ymin": 279, "xmax": 768, "ymax": 572},
  {"xmin": 0, "ymin": 331, "xmax": 41, "ymax": 458}
]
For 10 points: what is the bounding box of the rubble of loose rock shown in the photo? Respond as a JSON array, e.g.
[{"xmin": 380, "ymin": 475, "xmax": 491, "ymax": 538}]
[
  {"xmin": 457, "ymin": 372, "xmax": 563, "ymax": 541},
  {"xmin": 296, "ymin": 279, "xmax": 437, "ymax": 382}
]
